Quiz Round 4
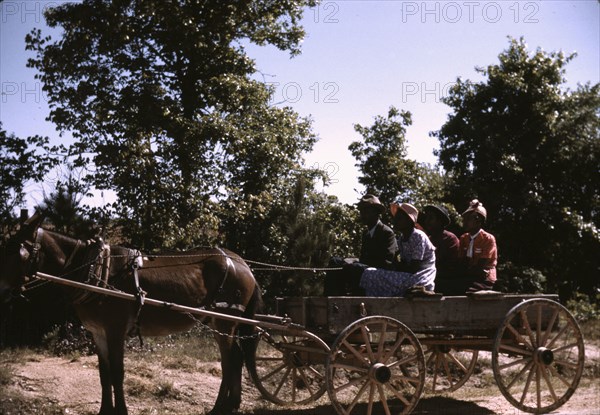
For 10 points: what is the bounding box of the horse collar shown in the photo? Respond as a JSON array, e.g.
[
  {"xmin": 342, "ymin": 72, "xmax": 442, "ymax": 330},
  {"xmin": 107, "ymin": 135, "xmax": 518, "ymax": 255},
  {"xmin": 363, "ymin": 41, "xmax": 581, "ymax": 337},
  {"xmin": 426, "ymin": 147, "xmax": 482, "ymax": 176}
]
[{"xmin": 32, "ymin": 227, "xmax": 44, "ymax": 256}]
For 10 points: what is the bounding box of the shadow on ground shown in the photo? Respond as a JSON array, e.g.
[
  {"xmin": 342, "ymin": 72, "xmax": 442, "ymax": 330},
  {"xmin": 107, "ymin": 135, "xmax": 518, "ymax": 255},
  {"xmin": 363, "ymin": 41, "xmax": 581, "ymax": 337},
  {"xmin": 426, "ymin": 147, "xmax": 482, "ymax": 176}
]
[{"xmin": 252, "ymin": 396, "xmax": 497, "ymax": 415}]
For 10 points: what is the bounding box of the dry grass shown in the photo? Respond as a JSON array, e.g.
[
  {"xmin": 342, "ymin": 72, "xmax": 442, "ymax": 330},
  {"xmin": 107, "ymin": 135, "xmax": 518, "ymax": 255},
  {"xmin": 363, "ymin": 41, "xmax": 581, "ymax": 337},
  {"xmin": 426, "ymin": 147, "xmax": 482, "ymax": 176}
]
[{"xmin": 0, "ymin": 318, "xmax": 598, "ymax": 414}]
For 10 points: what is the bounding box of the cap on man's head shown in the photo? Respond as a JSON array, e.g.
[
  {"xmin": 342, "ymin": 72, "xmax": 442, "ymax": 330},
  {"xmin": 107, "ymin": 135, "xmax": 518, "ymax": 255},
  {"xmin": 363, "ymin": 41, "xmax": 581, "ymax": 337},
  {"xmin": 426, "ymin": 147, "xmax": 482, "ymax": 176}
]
[
  {"xmin": 424, "ymin": 205, "xmax": 451, "ymax": 227},
  {"xmin": 462, "ymin": 199, "xmax": 487, "ymax": 220},
  {"xmin": 357, "ymin": 194, "xmax": 386, "ymax": 213},
  {"xmin": 391, "ymin": 202, "xmax": 419, "ymax": 224}
]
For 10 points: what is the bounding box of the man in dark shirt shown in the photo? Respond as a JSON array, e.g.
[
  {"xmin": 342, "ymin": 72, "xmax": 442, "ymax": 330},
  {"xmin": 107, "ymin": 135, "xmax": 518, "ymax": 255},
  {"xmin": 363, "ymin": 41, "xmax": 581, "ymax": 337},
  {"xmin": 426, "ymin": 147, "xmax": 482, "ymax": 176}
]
[
  {"xmin": 420, "ymin": 205, "xmax": 460, "ymax": 294},
  {"xmin": 324, "ymin": 194, "xmax": 397, "ymax": 296}
]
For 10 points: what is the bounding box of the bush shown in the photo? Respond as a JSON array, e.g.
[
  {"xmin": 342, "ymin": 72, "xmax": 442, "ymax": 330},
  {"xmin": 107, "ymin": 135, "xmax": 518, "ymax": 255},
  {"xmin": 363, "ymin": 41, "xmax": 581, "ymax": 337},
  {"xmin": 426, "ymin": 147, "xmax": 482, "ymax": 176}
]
[
  {"xmin": 566, "ymin": 291, "xmax": 600, "ymax": 323},
  {"xmin": 41, "ymin": 322, "xmax": 95, "ymax": 356},
  {"xmin": 495, "ymin": 262, "xmax": 547, "ymax": 293}
]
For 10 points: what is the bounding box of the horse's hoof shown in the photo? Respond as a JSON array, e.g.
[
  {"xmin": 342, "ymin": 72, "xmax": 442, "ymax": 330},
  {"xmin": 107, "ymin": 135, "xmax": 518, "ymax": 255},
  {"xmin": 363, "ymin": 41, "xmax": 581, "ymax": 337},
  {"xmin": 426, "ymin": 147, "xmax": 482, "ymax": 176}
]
[{"xmin": 207, "ymin": 409, "xmax": 240, "ymax": 415}]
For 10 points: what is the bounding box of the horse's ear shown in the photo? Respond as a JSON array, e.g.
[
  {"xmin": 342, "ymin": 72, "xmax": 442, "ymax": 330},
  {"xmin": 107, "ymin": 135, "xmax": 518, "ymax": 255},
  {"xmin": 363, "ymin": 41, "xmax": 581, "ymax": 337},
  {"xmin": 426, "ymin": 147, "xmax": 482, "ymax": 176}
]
[
  {"xmin": 18, "ymin": 212, "xmax": 45, "ymax": 238},
  {"xmin": 23, "ymin": 212, "xmax": 44, "ymax": 227}
]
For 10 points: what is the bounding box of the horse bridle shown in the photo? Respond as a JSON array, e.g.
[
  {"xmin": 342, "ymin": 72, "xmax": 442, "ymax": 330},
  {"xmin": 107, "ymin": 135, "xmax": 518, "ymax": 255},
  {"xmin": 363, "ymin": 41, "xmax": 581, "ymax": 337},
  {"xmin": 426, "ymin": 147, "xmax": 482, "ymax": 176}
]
[
  {"xmin": 18, "ymin": 229, "xmax": 107, "ymax": 295},
  {"xmin": 22, "ymin": 227, "xmax": 45, "ymax": 280}
]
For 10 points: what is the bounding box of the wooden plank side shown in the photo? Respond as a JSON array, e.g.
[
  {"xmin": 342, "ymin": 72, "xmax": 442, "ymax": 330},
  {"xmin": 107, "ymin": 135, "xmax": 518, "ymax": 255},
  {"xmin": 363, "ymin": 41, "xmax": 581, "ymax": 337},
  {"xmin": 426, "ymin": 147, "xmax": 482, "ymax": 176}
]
[{"xmin": 276, "ymin": 294, "xmax": 559, "ymax": 335}]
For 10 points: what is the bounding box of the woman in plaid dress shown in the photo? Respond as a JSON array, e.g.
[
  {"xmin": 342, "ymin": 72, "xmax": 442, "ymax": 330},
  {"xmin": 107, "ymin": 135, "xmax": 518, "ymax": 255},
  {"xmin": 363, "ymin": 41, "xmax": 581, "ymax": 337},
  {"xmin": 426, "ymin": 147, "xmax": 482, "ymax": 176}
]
[{"xmin": 360, "ymin": 202, "xmax": 436, "ymax": 297}]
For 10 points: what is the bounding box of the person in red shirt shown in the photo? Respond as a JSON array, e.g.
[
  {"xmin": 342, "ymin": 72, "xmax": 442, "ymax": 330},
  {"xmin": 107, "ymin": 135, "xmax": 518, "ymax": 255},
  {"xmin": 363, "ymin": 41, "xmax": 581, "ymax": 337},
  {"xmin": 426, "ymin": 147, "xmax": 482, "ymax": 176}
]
[{"xmin": 458, "ymin": 199, "xmax": 498, "ymax": 293}]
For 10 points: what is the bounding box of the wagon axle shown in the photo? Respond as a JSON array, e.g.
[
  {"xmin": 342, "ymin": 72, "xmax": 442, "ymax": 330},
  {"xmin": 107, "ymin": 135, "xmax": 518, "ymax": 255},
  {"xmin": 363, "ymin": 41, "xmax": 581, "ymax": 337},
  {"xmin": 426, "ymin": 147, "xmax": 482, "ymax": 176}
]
[
  {"xmin": 369, "ymin": 363, "xmax": 392, "ymax": 384},
  {"xmin": 534, "ymin": 347, "xmax": 554, "ymax": 366}
]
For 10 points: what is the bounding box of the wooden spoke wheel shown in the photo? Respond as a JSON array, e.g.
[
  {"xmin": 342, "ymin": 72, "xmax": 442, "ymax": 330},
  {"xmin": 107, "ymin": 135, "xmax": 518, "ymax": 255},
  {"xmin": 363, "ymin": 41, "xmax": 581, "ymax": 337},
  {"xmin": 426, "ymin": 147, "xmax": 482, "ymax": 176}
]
[
  {"xmin": 327, "ymin": 316, "xmax": 425, "ymax": 415},
  {"xmin": 250, "ymin": 327, "xmax": 330, "ymax": 405},
  {"xmin": 423, "ymin": 340, "xmax": 478, "ymax": 393},
  {"xmin": 492, "ymin": 299, "xmax": 585, "ymax": 414}
]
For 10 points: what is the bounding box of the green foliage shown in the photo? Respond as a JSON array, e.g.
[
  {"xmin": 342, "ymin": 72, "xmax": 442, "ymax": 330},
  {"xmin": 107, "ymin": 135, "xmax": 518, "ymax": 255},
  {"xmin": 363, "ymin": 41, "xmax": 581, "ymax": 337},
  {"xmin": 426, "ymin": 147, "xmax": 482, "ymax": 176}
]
[
  {"xmin": 566, "ymin": 292, "xmax": 600, "ymax": 323},
  {"xmin": 349, "ymin": 106, "xmax": 447, "ymax": 207},
  {"xmin": 221, "ymin": 172, "xmax": 340, "ymax": 302},
  {"xmin": 26, "ymin": 0, "xmax": 318, "ymax": 250},
  {"xmin": 41, "ymin": 322, "xmax": 95, "ymax": 357},
  {"xmin": 494, "ymin": 262, "xmax": 547, "ymax": 294},
  {"xmin": 433, "ymin": 37, "xmax": 600, "ymax": 296},
  {"xmin": 0, "ymin": 123, "xmax": 60, "ymax": 229},
  {"xmin": 37, "ymin": 172, "xmax": 100, "ymax": 239}
]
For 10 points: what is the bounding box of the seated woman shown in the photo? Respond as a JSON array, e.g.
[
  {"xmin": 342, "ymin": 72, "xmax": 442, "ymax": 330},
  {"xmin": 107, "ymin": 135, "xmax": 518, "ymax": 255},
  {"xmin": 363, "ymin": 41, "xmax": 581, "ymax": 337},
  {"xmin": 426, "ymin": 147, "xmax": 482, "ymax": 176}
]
[{"xmin": 360, "ymin": 202, "xmax": 436, "ymax": 297}]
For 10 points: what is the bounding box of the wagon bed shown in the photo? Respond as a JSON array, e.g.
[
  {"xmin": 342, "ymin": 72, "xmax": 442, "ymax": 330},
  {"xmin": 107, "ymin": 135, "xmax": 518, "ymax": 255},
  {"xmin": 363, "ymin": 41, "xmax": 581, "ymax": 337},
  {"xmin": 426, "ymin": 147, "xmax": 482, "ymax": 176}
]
[{"xmin": 276, "ymin": 293, "xmax": 559, "ymax": 336}]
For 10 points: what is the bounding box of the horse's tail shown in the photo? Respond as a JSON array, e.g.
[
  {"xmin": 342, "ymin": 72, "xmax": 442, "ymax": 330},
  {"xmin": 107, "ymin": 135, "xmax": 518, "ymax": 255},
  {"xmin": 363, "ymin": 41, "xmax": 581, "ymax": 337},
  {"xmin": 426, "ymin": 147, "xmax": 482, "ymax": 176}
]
[{"xmin": 240, "ymin": 281, "xmax": 263, "ymax": 374}]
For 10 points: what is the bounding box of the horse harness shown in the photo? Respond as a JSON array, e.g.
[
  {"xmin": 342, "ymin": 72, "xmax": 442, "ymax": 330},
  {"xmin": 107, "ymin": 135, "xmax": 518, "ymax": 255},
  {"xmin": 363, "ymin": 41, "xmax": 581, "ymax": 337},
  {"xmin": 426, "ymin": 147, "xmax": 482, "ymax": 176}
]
[{"xmin": 22, "ymin": 230, "xmax": 248, "ymax": 340}]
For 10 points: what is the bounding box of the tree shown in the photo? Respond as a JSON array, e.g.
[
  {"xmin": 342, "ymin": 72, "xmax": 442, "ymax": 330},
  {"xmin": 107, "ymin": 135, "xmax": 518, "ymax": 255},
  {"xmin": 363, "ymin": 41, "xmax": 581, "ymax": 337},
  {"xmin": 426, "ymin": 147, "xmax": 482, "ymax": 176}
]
[
  {"xmin": 262, "ymin": 176, "xmax": 333, "ymax": 299},
  {"xmin": 26, "ymin": 0, "xmax": 318, "ymax": 249},
  {"xmin": 38, "ymin": 171, "xmax": 98, "ymax": 239},
  {"xmin": 349, "ymin": 106, "xmax": 446, "ymax": 208},
  {"xmin": 0, "ymin": 123, "xmax": 58, "ymax": 231},
  {"xmin": 432, "ymin": 38, "xmax": 600, "ymax": 296},
  {"xmin": 219, "ymin": 167, "xmax": 342, "ymax": 304}
]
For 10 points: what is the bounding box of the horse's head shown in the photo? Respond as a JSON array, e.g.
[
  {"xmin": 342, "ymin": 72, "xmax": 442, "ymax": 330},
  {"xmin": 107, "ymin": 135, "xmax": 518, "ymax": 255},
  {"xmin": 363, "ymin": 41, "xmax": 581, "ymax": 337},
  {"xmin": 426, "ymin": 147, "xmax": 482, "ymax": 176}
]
[{"xmin": 0, "ymin": 213, "xmax": 44, "ymax": 302}]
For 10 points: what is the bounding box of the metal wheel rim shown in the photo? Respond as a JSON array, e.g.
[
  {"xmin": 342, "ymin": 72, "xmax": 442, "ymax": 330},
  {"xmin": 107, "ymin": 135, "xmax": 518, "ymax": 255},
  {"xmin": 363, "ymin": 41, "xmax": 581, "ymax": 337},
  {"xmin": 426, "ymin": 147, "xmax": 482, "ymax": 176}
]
[
  {"xmin": 251, "ymin": 328, "xmax": 330, "ymax": 405},
  {"xmin": 327, "ymin": 316, "xmax": 425, "ymax": 415},
  {"xmin": 424, "ymin": 341, "xmax": 478, "ymax": 393},
  {"xmin": 491, "ymin": 299, "xmax": 585, "ymax": 414}
]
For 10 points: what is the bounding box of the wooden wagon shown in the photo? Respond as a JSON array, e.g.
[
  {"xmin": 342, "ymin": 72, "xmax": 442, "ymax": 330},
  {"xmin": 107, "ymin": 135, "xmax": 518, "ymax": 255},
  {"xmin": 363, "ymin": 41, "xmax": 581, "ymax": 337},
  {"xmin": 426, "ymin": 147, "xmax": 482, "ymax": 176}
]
[
  {"xmin": 250, "ymin": 293, "xmax": 585, "ymax": 415},
  {"xmin": 34, "ymin": 273, "xmax": 585, "ymax": 415}
]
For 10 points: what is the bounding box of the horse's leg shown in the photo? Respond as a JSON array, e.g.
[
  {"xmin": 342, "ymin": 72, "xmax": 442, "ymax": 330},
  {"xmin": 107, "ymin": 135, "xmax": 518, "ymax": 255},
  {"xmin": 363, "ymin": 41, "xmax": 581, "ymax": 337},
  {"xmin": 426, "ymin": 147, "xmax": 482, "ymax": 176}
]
[
  {"xmin": 210, "ymin": 320, "xmax": 243, "ymax": 415},
  {"xmin": 107, "ymin": 329, "xmax": 128, "ymax": 415},
  {"xmin": 228, "ymin": 337, "xmax": 244, "ymax": 412},
  {"xmin": 92, "ymin": 331, "xmax": 115, "ymax": 415}
]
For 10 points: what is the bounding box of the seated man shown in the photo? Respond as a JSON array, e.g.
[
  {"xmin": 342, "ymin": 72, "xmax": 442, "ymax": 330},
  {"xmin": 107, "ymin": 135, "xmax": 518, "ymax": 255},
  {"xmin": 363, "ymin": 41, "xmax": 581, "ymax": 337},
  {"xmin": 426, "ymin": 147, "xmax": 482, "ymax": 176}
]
[
  {"xmin": 360, "ymin": 202, "xmax": 436, "ymax": 297},
  {"xmin": 421, "ymin": 204, "xmax": 460, "ymax": 278},
  {"xmin": 457, "ymin": 199, "xmax": 498, "ymax": 293},
  {"xmin": 323, "ymin": 194, "xmax": 397, "ymax": 296}
]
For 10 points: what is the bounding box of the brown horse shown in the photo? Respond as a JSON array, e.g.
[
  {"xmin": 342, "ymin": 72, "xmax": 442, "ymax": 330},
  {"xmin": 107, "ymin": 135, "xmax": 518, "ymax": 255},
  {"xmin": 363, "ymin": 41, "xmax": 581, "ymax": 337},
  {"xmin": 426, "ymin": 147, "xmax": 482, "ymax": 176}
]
[{"xmin": 0, "ymin": 214, "xmax": 262, "ymax": 415}]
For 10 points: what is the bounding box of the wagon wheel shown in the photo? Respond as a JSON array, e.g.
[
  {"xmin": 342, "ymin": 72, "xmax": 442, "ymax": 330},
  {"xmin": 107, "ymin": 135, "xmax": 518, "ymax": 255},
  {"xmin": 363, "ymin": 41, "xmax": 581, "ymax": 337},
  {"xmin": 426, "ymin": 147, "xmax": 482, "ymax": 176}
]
[
  {"xmin": 492, "ymin": 299, "xmax": 585, "ymax": 414},
  {"xmin": 250, "ymin": 327, "xmax": 330, "ymax": 405},
  {"xmin": 423, "ymin": 339, "xmax": 478, "ymax": 393},
  {"xmin": 327, "ymin": 316, "xmax": 425, "ymax": 415}
]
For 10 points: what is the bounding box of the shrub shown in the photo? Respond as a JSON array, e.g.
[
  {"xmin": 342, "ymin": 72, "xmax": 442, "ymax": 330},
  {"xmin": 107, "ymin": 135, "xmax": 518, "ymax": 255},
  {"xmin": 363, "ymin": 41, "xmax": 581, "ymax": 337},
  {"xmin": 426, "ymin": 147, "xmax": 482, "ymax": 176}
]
[
  {"xmin": 42, "ymin": 322, "xmax": 95, "ymax": 356},
  {"xmin": 566, "ymin": 291, "xmax": 600, "ymax": 323},
  {"xmin": 495, "ymin": 262, "xmax": 546, "ymax": 293}
]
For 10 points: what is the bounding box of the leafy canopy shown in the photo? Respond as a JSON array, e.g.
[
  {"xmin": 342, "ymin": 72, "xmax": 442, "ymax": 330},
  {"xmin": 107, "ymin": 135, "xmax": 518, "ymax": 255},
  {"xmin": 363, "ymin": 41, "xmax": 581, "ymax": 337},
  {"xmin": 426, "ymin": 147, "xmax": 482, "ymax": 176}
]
[
  {"xmin": 26, "ymin": 0, "xmax": 319, "ymax": 249},
  {"xmin": 0, "ymin": 123, "xmax": 59, "ymax": 227},
  {"xmin": 349, "ymin": 106, "xmax": 446, "ymax": 208},
  {"xmin": 432, "ymin": 37, "xmax": 600, "ymax": 294}
]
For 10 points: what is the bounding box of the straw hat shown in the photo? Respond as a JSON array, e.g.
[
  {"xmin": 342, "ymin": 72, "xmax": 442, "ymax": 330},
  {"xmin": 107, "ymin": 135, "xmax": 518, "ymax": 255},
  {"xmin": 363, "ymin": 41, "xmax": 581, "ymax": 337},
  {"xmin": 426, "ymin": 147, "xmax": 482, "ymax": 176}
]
[{"xmin": 391, "ymin": 202, "xmax": 419, "ymax": 224}]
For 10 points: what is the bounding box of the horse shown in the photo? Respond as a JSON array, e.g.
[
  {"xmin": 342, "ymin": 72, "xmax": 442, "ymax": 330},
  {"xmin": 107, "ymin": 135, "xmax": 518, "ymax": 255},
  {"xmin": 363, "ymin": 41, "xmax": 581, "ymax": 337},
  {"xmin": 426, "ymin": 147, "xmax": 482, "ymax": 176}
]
[{"xmin": 0, "ymin": 214, "xmax": 262, "ymax": 415}]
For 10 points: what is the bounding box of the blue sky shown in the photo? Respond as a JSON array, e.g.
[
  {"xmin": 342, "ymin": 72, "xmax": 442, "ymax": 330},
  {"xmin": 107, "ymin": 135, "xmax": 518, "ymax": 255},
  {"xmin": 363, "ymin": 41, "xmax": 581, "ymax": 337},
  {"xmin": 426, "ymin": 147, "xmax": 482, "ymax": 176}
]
[{"xmin": 1, "ymin": 1, "xmax": 599, "ymax": 207}]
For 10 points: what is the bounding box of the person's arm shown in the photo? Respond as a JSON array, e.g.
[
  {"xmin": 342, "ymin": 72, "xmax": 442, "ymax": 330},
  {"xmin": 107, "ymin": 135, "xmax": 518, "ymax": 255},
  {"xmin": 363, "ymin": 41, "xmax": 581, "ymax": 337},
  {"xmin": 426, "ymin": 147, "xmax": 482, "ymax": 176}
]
[
  {"xmin": 393, "ymin": 232, "xmax": 432, "ymax": 273},
  {"xmin": 466, "ymin": 234, "xmax": 497, "ymax": 280},
  {"xmin": 382, "ymin": 228, "xmax": 398, "ymax": 269},
  {"xmin": 396, "ymin": 259, "xmax": 429, "ymax": 273}
]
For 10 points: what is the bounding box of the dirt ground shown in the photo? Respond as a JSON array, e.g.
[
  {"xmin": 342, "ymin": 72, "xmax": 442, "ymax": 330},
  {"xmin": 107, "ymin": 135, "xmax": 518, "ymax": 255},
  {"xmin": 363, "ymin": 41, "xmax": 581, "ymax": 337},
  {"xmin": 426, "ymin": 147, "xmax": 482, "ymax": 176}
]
[{"xmin": 1, "ymin": 348, "xmax": 598, "ymax": 415}]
